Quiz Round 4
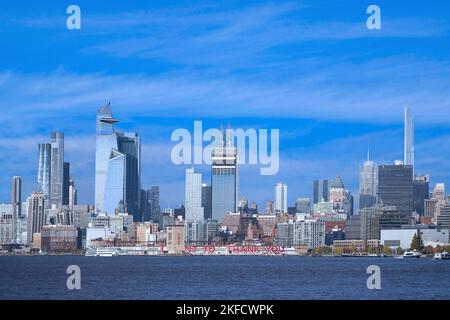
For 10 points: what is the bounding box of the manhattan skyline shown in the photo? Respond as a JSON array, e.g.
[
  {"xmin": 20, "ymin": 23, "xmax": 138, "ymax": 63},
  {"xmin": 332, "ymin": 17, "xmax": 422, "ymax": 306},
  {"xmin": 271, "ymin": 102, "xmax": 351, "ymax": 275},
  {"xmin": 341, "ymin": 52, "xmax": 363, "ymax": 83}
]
[{"xmin": 2, "ymin": 1, "xmax": 450, "ymax": 209}]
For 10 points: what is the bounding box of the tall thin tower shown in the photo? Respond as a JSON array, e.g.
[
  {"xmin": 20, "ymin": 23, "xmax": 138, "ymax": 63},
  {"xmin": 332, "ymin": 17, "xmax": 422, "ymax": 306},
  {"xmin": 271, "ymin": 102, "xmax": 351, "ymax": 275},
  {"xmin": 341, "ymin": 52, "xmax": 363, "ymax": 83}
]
[{"xmin": 404, "ymin": 107, "xmax": 414, "ymax": 170}]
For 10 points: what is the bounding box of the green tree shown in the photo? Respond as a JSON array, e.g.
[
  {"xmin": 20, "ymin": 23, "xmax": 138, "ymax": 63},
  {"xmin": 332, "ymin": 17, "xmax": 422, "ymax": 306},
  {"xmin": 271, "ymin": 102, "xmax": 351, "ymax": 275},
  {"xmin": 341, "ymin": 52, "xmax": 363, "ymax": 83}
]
[
  {"xmin": 410, "ymin": 232, "xmax": 424, "ymax": 251},
  {"xmin": 382, "ymin": 246, "xmax": 392, "ymax": 255}
]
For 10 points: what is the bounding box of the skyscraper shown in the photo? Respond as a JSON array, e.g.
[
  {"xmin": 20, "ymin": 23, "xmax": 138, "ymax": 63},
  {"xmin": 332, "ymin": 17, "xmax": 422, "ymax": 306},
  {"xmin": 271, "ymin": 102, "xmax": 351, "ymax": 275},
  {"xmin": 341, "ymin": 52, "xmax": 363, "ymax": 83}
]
[
  {"xmin": 50, "ymin": 132, "xmax": 64, "ymax": 209},
  {"xmin": 27, "ymin": 192, "xmax": 46, "ymax": 245},
  {"xmin": 377, "ymin": 163, "xmax": 413, "ymax": 215},
  {"xmin": 359, "ymin": 150, "xmax": 378, "ymax": 209},
  {"xmin": 95, "ymin": 104, "xmax": 141, "ymax": 221},
  {"xmin": 63, "ymin": 162, "xmax": 70, "ymax": 206},
  {"xmin": 211, "ymin": 128, "xmax": 238, "ymax": 222},
  {"xmin": 11, "ymin": 176, "xmax": 22, "ymax": 218},
  {"xmin": 185, "ymin": 168, "xmax": 204, "ymax": 221},
  {"xmin": 413, "ymin": 175, "xmax": 429, "ymax": 216},
  {"xmin": 37, "ymin": 143, "xmax": 51, "ymax": 203},
  {"xmin": 68, "ymin": 179, "xmax": 77, "ymax": 208},
  {"xmin": 313, "ymin": 179, "xmax": 329, "ymax": 204},
  {"xmin": 202, "ymin": 184, "xmax": 212, "ymax": 220},
  {"xmin": 147, "ymin": 186, "xmax": 160, "ymax": 222},
  {"xmin": 329, "ymin": 176, "xmax": 345, "ymax": 203},
  {"xmin": 404, "ymin": 107, "xmax": 414, "ymax": 169},
  {"xmin": 295, "ymin": 198, "xmax": 311, "ymax": 214},
  {"xmin": 11, "ymin": 176, "xmax": 21, "ymax": 243},
  {"xmin": 275, "ymin": 183, "xmax": 288, "ymax": 213}
]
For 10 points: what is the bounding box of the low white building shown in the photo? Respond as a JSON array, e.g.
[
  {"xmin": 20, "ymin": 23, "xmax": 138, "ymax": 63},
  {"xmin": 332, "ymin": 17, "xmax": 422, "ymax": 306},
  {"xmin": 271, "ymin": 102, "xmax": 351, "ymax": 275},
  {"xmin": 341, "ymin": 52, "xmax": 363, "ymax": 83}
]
[
  {"xmin": 86, "ymin": 226, "xmax": 115, "ymax": 248},
  {"xmin": 381, "ymin": 227, "xmax": 450, "ymax": 249}
]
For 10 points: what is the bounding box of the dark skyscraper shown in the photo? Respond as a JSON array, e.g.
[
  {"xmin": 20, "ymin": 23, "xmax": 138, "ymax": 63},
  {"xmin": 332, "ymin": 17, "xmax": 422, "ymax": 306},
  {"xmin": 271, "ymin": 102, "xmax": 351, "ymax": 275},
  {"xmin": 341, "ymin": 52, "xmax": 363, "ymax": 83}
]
[
  {"xmin": 313, "ymin": 179, "xmax": 329, "ymax": 204},
  {"xmin": 413, "ymin": 175, "xmax": 429, "ymax": 216},
  {"xmin": 377, "ymin": 163, "xmax": 413, "ymax": 215},
  {"xmin": 63, "ymin": 162, "xmax": 70, "ymax": 206},
  {"xmin": 140, "ymin": 189, "xmax": 149, "ymax": 221},
  {"xmin": 147, "ymin": 186, "xmax": 160, "ymax": 222},
  {"xmin": 202, "ymin": 184, "xmax": 212, "ymax": 220}
]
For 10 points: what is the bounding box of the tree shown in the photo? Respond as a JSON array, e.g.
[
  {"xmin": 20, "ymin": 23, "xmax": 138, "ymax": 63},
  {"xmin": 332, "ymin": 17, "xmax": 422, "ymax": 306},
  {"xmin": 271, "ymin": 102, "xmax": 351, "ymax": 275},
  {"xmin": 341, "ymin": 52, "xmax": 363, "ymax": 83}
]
[
  {"xmin": 382, "ymin": 246, "xmax": 392, "ymax": 255},
  {"xmin": 410, "ymin": 232, "xmax": 424, "ymax": 251}
]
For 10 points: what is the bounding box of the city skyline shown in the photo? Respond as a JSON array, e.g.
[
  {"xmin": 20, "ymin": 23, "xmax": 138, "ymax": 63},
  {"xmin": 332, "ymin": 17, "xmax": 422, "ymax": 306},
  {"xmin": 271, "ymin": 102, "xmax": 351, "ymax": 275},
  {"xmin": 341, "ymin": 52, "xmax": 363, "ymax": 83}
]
[{"xmin": 2, "ymin": 1, "xmax": 450, "ymax": 209}]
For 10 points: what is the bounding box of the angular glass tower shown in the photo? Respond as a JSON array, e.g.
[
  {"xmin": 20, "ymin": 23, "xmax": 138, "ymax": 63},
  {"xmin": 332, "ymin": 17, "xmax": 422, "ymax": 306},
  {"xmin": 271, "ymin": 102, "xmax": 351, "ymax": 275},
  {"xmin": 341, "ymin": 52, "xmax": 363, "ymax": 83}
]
[
  {"xmin": 95, "ymin": 104, "xmax": 141, "ymax": 221},
  {"xmin": 211, "ymin": 129, "xmax": 238, "ymax": 222},
  {"xmin": 37, "ymin": 143, "xmax": 52, "ymax": 203}
]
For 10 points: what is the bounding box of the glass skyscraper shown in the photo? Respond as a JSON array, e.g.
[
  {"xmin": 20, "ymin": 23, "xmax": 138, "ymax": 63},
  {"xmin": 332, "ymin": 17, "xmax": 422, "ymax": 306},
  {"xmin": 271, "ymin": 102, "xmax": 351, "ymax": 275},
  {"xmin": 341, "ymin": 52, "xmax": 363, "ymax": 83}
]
[
  {"xmin": 50, "ymin": 132, "xmax": 64, "ymax": 209},
  {"xmin": 211, "ymin": 129, "xmax": 238, "ymax": 222},
  {"xmin": 95, "ymin": 103, "xmax": 141, "ymax": 221},
  {"xmin": 185, "ymin": 168, "xmax": 204, "ymax": 221},
  {"xmin": 275, "ymin": 183, "xmax": 288, "ymax": 213},
  {"xmin": 313, "ymin": 179, "xmax": 329, "ymax": 204},
  {"xmin": 377, "ymin": 163, "xmax": 413, "ymax": 215},
  {"xmin": 359, "ymin": 150, "xmax": 378, "ymax": 209},
  {"xmin": 37, "ymin": 143, "xmax": 51, "ymax": 203}
]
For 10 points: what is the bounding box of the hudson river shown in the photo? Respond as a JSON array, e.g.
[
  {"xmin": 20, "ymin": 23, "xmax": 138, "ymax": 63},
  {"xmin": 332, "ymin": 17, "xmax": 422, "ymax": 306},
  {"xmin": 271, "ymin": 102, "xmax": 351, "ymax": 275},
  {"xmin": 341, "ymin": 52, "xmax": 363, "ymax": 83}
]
[{"xmin": 1, "ymin": 256, "xmax": 449, "ymax": 300}]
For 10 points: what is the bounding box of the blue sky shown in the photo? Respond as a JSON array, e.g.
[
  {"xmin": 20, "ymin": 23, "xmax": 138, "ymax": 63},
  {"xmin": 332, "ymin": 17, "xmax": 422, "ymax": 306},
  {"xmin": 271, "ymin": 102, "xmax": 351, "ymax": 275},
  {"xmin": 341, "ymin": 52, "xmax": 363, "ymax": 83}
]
[{"xmin": 1, "ymin": 0, "xmax": 450, "ymax": 209}]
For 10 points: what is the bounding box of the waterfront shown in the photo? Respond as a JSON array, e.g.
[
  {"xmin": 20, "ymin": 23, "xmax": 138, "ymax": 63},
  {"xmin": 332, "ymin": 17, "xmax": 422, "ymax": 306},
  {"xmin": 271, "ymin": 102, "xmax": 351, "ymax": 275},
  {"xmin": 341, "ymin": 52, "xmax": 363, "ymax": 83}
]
[{"xmin": 0, "ymin": 256, "xmax": 449, "ymax": 300}]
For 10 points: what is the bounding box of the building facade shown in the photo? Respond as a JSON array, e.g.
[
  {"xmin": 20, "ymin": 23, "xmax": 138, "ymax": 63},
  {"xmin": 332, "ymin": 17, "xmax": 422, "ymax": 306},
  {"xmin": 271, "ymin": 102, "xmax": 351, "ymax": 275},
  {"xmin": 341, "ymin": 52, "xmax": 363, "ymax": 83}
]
[
  {"xmin": 211, "ymin": 129, "xmax": 238, "ymax": 222},
  {"xmin": 377, "ymin": 163, "xmax": 413, "ymax": 215},
  {"xmin": 95, "ymin": 104, "xmax": 141, "ymax": 221}
]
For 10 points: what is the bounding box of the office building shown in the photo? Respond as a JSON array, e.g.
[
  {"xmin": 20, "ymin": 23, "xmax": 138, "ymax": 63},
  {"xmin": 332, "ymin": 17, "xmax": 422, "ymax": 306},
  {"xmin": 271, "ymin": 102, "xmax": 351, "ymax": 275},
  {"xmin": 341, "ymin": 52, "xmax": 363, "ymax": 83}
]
[
  {"xmin": 185, "ymin": 219, "xmax": 219, "ymax": 245},
  {"xmin": 63, "ymin": 162, "xmax": 70, "ymax": 206},
  {"xmin": 211, "ymin": 129, "xmax": 238, "ymax": 222},
  {"xmin": 147, "ymin": 186, "xmax": 160, "ymax": 222},
  {"xmin": 293, "ymin": 220, "xmax": 325, "ymax": 249},
  {"xmin": 377, "ymin": 163, "xmax": 413, "ymax": 215},
  {"xmin": 50, "ymin": 132, "xmax": 64, "ymax": 209},
  {"xmin": 37, "ymin": 143, "xmax": 51, "ymax": 202},
  {"xmin": 438, "ymin": 204, "xmax": 450, "ymax": 230},
  {"xmin": 201, "ymin": 184, "xmax": 212, "ymax": 220},
  {"xmin": 413, "ymin": 175, "xmax": 429, "ymax": 216},
  {"xmin": 313, "ymin": 179, "xmax": 329, "ymax": 204},
  {"xmin": 95, "ymin": 104, "xmax": 141, "ymax": 221},
  {"xmin": 295, "ymin": 198, "xmax": 311, "ymax": 214},
  {"xmin": 0, "ymin": 204, "xmax": 14, "ymax": 245},
  {"xmin": 329, "ymin": 176, "xmax": 345, "ymax": 203},
  {"xmin": 167, "ymin": 224, "xmax": 185, "ymax": 254},
  {"xmin": 432, "ymin": 183, "xmax": 446, "ymax": 201},
  {"xmin": 381, "ymin": 227, "xmax": 449, "ymax": 249},
  {"xmin": 359, "ymin": 151, "xmax": 378, "ymax": 209},
  {"xmin": 404, "ymin": 107, "xmax": 414, "ymax": 170},
  {"xmin": 11, "ymin": 176, "xmax": 22, "ymax": 218},
  {"xmin": 27, "ymin": 192, "xmax": 46, "ymax": 245},
  {"xmin": 274, "ymin": 222, "xmax": 294, "ymax": 247},
  {"xmin": 275, "ymin": 183, "xmax": 288, "ymax": 213},
  {"xmin": 40, "ymin": 225, "xmax": 79, "ymax": 252},
  {"xmin": 68, "ymin": 179, "xmax": 77, "ymax": 208},
  {"xmin": 185, "ymin": 168, "xmax": 204, "ymax": 221}
]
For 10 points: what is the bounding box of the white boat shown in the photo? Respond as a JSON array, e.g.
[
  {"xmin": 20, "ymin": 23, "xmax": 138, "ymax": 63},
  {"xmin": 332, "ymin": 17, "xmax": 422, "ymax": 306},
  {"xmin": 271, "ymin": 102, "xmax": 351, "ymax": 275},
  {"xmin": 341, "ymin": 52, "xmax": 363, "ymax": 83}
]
[
  {"xmin": 85, "ymin": 247, "xmax": 119, "ymax": 257},
  {"xmin": 402, "ymin": 250, "xmax": 421, "ymax": 258},
  {"xmin": 433, "ymin": 252, "xmax": 450, "ymax": 260}
]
